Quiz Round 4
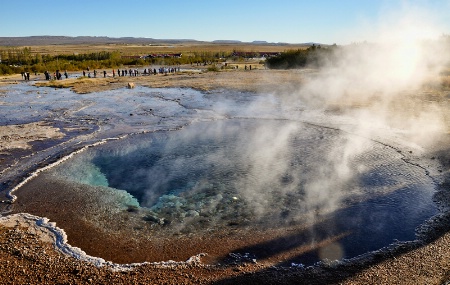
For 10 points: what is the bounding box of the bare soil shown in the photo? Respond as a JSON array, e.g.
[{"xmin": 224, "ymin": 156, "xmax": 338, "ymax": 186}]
[{"xmin": 33, "ymin": 67, "xmax": 305, "ymax": 94}]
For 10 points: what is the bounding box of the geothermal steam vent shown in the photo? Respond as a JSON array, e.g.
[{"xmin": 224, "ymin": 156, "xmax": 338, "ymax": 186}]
[{"xmin": 42, "ymin": 119, "xmax": 436, "ymax": 265}]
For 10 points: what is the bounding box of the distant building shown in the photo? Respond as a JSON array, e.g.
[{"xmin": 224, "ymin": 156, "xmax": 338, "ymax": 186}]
[
  {"xmin": 121, "ymin": 53, "xmax": 182, "ymax": 60},
  {"xmin": 145, "ymin": 53, "xmax": 182, "ymax": 59},
  {"xmin": 232, "ymin": 51, "xmax": 280, "ymax": 58}
]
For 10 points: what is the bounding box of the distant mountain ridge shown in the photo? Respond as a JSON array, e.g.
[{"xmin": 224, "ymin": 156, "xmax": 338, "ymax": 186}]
[
  {"xmin": 0, "ymin": 36, "xmax": 313, "ymax": 46},
  {"xmin": 0, "ymin": 36, "xmax": 200, "ymax": 46}
]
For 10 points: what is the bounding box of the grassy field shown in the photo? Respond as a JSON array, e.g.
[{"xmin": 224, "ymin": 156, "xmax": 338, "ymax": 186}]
[
  {"xmin": 0, "ymin": 43, "xmax": 310, "ymax": 56},
  {"xmin": 0, "ymin": 42, "xmax": 313, "ymax": 75}
]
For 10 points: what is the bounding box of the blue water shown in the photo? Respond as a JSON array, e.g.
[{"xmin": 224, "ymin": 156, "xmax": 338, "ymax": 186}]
[{"xmin": 51, "ymin": 119, "xmax": 437, "ymax": 265}]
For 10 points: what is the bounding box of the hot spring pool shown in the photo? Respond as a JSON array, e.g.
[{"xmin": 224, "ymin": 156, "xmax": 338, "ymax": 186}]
[{"xmin": 36, "ymin": 118, "xmax": 437, "ymax": 265}]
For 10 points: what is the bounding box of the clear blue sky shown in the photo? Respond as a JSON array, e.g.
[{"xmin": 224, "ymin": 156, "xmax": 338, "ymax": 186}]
[{"xmin": 1, "ymin": 0, "xmax": 449, "ymax": 44}]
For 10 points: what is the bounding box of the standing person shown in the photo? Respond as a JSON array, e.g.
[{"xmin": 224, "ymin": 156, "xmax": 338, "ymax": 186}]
[
  {"xmin": 113, "ymin": 69, "xmax": 115, "ymax": 77},
  {"xmin": 83, "ymin": 70, "xmax": 86, "ymax": 77},
  {"xmin": 26, "ymin": 72, "xmax": 30, "ymax": 81},
  {"xmin": 94, "ymin": 70, "xmax": 97, "ymax": 78},
  {"xmin": 117, "ymin": 69, "xmax": 120, "ymax": 77},
  {"xmin": 103, "ymin": 70, "xmax": 107, "ymax": 78},
  {"xmin": 64, "ymin": 70, "xmax": 68, "ymax": 79}
]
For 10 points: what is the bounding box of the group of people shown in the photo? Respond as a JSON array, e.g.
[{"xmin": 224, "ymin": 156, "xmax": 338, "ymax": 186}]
[
  {"xmin": 44, "ymin": 70, "xmax": 68, "ymax": 80},
  {"xmin": 82, "ymin": 69, "xmax": 107, "ymax": 78},
  {"xmin": 20, "ymin": 72, "xmax": 30, "ymax": 81},
  {"xmin": 79, "ymin": 66, "xmax": 182, "ymax": 78},
  {"xmin": 116, "ymin": 69, "xmax": 140, "ymax": 77},
  {"xmin": 82, "ymin": 69, "xmax": 100, "ymax": 78},
  {"xmin": 30, "ymin": 66, "xmax": 183, "ymax": 81},
  {"xmin": 21, "ymin": 70, "xmax": 69, "ymax": 81},
  {"xmin": 115, "ymin": 67, "xmax": 180, "ymax": 76},
  {"xmin": 22, "ymin": 63, "xmax": 250, "ymax": 82},
  {"xmin": 156, "ymin": 67, "xmax": 181, "ymax": 74}
]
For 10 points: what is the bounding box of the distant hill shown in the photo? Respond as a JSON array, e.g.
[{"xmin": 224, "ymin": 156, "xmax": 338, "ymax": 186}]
[
  {"xmin": 0, "ymin": 36, "xmax": 320, "ymax": 47},
  {"xmin": 211, "ymin": 40, "xmax": 243, "ymax": 44},
  {"xmin": 0, "ymin": 36, "xmax": 201, "ymax": 46}
]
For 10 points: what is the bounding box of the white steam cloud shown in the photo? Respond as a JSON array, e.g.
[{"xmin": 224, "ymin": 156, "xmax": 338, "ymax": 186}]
[
  {"xmin": 238, "ymin": 3, "xmax": 450, "ymax": 223},
  {"xmin": 48, "ymin": 3, "xmax": 449, "ymax": 246}
]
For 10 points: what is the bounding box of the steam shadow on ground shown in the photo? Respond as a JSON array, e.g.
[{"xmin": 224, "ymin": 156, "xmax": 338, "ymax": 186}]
[{"xmin": 212, "ymin": 158, "xmax": 450, "ymax": 284}]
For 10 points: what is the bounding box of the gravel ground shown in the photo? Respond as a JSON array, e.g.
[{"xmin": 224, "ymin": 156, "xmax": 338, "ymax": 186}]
[{"xmin": 1, "ymin": 213, "xmax": 450, "ymax": 285}]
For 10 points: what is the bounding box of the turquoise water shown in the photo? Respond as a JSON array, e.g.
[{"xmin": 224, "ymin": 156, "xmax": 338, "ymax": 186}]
[{"xmin": 50, "ymin": 119, "xmax": 437, "ymax": 264}]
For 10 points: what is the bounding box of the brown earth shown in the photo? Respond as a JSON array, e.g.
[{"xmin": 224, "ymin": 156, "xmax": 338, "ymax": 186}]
[
  {"xmin": 2, "ymin": 212, "xmax": 450, "ymax": 285},
  {"xmin": 32, "ymin": 67, "xmax": 306, "ymax": 94}
]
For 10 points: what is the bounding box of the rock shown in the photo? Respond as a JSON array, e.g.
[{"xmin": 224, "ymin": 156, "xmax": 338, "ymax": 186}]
[
  {"xmin": 186, "ymin": 210, "xmax": 200, "ymax": 217},
  {"xmin": 127, "ymin": 82, "xmax": 135, "ymax": 89}
]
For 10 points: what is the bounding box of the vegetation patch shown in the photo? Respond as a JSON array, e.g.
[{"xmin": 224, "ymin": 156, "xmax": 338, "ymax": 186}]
[{"xmin": 265, "ymin": 45, "xmax": 337, "ymax": 69}]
